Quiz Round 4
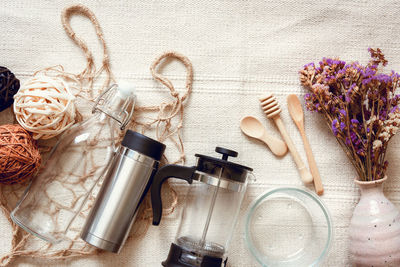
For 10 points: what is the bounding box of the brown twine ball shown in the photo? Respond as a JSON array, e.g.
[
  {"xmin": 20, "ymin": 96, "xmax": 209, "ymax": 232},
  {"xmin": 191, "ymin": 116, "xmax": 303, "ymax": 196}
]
[{"xmin": 0, "ymin": 124, "xmax": 41, "ymax": 184}]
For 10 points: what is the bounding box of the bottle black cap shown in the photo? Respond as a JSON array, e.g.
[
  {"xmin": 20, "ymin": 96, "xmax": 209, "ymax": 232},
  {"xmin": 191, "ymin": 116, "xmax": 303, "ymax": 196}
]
[{"xmin": 121, "ymin": 130, "xmax": 166, "ymax": 161}]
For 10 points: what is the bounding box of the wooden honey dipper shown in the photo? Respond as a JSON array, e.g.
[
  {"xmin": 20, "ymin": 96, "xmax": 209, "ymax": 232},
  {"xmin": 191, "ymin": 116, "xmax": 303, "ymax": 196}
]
[{"xmin": 259, "ymin": 94, "xmax": 313, "ymax": 184}]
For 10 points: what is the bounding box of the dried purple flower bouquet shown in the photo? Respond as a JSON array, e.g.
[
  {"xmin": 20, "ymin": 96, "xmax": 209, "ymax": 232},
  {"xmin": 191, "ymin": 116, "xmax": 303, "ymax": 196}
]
[{"xmin": 300, "ymin": 48, "xmax": 400, "ymax": 181}]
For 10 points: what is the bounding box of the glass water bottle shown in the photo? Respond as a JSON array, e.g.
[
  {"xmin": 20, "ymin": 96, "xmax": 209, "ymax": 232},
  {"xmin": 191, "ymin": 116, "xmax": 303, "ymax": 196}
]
[{"xmin": 11, "ymin": 82, "xmax": 135, "ymax": 243}]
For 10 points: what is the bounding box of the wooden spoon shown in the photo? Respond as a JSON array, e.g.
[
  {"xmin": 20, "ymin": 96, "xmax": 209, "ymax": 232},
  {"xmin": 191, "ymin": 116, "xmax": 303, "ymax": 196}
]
[
  {"xmin": 240, "ymin": 116, "xmax": 287, "ymax": 157},
  {"xmin": 287, "ymin": 94, "xmax": 324, "ymax": 195}
]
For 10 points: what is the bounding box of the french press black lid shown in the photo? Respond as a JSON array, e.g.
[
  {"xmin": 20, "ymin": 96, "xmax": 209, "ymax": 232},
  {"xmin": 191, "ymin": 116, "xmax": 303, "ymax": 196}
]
[{"xmin": 195, "ymin": 147, "xmax": 253, "ymax": 183}]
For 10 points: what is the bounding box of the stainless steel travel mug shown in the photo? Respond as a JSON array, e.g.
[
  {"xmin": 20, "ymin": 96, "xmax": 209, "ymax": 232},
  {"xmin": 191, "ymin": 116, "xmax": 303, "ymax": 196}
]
[{"xmin": 81, "ymin": 130, "xmax": 165, "ymax": 253}]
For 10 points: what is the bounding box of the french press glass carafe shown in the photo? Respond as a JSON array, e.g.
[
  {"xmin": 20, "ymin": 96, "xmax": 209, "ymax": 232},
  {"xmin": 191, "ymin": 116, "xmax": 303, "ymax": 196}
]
[{"xmin": 151, "ymin": 147, "xmax": 253, "ymax": 267}]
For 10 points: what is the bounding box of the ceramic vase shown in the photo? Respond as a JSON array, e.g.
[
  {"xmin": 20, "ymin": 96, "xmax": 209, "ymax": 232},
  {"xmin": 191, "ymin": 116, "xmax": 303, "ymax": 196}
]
[{"xmin": 349, "ymin": 176, "xmax": 400, "ymax": 267}]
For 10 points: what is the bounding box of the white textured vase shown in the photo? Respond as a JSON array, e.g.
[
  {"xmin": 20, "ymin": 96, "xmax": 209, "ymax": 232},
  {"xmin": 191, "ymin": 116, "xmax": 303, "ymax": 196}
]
[{"xmin": 349, "ymin": 176, "xmax": 400, "ymax": 267}]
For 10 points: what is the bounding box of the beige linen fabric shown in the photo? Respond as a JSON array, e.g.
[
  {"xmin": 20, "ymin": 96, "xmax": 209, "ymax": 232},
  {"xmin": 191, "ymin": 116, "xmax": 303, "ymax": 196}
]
[{"xmin": 2, "ymin": 0, "xmax": 400, "ymax": 266}]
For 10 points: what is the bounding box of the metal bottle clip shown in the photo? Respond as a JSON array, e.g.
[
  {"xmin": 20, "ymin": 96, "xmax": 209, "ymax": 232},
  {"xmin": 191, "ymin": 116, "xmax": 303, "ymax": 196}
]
[{"xmin": 92, "ymin": 84, "xmax": 136, "ymax": 130}]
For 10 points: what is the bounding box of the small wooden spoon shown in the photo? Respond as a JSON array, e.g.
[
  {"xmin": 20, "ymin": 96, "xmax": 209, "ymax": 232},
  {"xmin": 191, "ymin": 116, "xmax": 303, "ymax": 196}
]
[
  {"xmin": 287, "ymin": 94, "xmax": 324, "ymax": 195},
  {"xmin": 240, "ymin": 116, "xmax": 288, "ymax": 157}
]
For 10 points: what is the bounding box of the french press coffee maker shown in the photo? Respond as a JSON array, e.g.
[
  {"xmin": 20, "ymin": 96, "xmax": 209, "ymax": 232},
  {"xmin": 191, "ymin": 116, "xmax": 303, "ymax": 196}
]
[{"xmin": 151, "ymin": 147, "xmax": 254, "ymax": 267}]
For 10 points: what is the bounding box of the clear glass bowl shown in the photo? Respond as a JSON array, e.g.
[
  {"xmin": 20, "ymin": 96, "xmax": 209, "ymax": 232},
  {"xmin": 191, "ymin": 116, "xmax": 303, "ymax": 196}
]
[{"xmin": 245, "ymin": 187, "xmax": 333, "ymax": 267}]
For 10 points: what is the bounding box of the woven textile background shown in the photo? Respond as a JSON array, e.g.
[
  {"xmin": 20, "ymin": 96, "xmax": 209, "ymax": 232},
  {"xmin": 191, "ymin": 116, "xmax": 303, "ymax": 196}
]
[{"xmin": 2, "ymin": 0, "xmax": 400, "ymax": 266}]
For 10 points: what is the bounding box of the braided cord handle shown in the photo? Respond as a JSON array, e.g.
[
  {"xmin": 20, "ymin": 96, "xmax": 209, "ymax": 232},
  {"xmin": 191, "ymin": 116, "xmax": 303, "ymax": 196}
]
[{"xmin": 61, "ymin": 4, "xmax": 114, "ymax": 96}]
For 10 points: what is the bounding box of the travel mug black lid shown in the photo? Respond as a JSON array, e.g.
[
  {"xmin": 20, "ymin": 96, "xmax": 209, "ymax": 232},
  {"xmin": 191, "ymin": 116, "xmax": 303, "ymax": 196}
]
[{"xmin": 121, "ymin": 130, "xmax": 166, "ymax": 161}]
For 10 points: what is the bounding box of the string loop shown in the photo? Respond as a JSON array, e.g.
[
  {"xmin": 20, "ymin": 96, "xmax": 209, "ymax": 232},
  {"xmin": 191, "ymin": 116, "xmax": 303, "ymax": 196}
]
[{"xmin": 61, "ymin": 4, "xmax": 114, "ymax": 97}]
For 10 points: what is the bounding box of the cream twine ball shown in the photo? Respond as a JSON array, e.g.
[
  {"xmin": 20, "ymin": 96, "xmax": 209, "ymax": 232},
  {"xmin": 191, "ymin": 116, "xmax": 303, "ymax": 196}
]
[{"xmin": 13, "ymin": 75, "xmax": 76, "ymax": 140}]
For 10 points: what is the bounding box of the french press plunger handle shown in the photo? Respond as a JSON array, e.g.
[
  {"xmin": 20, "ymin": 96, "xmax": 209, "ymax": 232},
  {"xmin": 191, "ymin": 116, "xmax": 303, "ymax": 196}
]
[
  {"xmin": 215, "ymin": 147, "xmax": 238, "ymax": 160},
  {"xmin": 151, "ymin": 165, "xmax": 197, "ymax": 226}
]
